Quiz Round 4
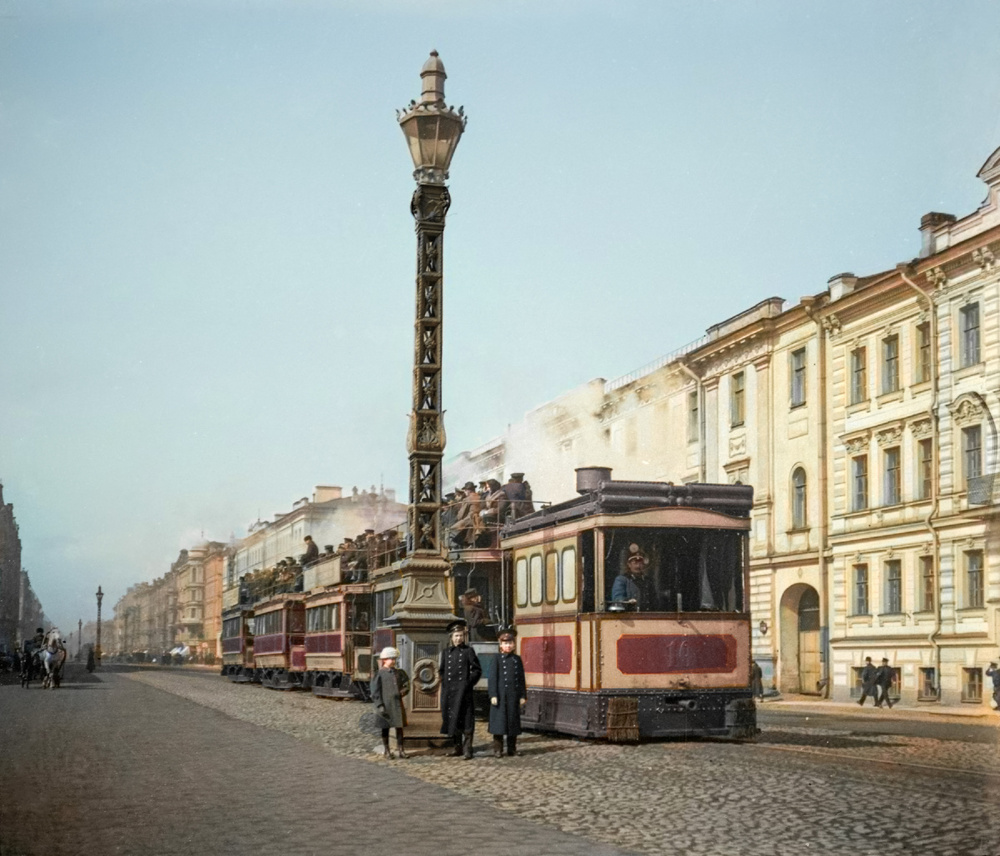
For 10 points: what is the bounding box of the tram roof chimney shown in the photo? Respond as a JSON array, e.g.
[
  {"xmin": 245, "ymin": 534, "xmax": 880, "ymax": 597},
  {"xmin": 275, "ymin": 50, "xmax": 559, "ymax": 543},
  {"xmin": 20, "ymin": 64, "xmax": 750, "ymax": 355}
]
[{"xmin": 576, "ymin": 466, "xmax": 613, "ymax": 495}]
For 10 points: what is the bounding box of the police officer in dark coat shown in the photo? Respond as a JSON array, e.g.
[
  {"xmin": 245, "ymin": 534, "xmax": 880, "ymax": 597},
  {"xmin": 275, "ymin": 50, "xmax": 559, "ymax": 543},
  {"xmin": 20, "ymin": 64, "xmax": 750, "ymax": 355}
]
[
  {"xmin": 488, "ymin": 629, "xmax": 526, "ymax": 757},
  {"xmin": 857, "ymin": 656, "xmax": 877, "ymax": 706},
  {"xmin": 439, "ymin": 619, "xmax": 482, "ymax": 759}
]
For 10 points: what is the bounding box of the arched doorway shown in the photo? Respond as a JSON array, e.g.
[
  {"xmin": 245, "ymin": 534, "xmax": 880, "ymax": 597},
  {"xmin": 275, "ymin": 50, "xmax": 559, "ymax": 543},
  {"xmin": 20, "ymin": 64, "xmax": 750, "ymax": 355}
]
[{"xmin": 778, "ymin": 584, "xmax": 821, "ymax": 694}]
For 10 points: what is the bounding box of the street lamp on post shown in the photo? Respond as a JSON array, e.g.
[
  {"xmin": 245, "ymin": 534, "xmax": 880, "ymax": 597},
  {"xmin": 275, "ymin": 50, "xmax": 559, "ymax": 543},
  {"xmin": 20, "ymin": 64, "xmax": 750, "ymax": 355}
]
[
  {"xmin": 96, "ymin": 586, "xmax": 104, "ymax": 666},
  {"xmin": 387, "ymin": 51, "xmax": 467, "ymax": 737},
  {"xmin": 78, "ymin": 618, "xmax": 82, "ymax": 658}
]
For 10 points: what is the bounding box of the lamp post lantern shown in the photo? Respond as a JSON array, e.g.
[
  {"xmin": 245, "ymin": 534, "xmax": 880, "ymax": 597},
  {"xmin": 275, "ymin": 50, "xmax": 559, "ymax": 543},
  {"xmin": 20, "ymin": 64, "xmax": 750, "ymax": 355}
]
[
  {"xmin": 387, "ymin": 51, "xmax": 467, "ymax": 737},
  {"xmin": 96, "ymin": 586, "xmax": 104, "ymax": 666}
]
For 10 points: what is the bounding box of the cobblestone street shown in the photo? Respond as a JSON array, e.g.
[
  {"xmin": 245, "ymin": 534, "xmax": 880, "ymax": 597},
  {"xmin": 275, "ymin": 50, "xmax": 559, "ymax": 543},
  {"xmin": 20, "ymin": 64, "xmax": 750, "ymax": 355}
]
[{"xmin": 4, "ymin": 666, "xmax": 1000, "ymax": 856}]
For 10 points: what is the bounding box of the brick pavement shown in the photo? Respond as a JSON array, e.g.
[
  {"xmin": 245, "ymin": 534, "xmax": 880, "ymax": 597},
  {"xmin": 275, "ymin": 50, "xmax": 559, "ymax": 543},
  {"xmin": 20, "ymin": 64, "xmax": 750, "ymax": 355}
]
[
  {"xmin": 6, "ymin": 665, "xmax": 1000, "ymax": 856},
  {"xmin": 0, "ymin": 665, "xmax": 627, "ymax": 856}
]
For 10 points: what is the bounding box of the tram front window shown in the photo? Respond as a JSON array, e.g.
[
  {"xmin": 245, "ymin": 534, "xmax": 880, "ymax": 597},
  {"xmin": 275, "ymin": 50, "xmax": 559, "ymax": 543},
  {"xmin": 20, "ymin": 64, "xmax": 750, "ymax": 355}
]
[{"xmin": 603, "ymin": 527, "xmax": 745, "ymax": 613}]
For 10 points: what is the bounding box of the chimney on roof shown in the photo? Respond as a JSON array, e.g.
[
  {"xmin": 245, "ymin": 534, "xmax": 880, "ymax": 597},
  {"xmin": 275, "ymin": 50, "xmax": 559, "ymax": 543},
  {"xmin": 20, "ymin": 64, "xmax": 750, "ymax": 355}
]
[
  {"xmin": 827, "ymin": 272, "xmax": 858, "ymax": 302},
  {"xmin": 313, "ymin": 486, "xmax": 342, "ymax": 503},
  {"xmin": 919, "ymin": 212, "xmax": 956, "ymax": 258}
]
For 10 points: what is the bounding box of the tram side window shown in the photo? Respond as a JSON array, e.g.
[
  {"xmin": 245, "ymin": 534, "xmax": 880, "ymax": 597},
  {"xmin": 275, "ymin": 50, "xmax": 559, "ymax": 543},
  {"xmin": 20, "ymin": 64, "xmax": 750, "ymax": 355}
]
[
  {"xmin": 602, "ymin": 527, "xmax": 745, "ymax": 613},
  {"xmin": 349, "ymin": 599, "xmax": 371, "ymax": 632},
  {"xmin": 545, "ymin": 552, "xmax": 558, "ymax": 603},
  {"xmin": 307, "ymin": 604, "xmax": 340, "ymax": 633},
  {"xmin": 374, "ymin": 589, "xmax": 399, "ymax": 626},
  {"xmin": 529, "ymin": 554, "xmax": 543, "ymax": 606},
  {"xmin": 515, "ymin": 557, "xmax": 528, "ymax": 608},
  {"xmin": 254, "ymin": 612, "xmax": 282, "ymax": 636},
  {"xmin": 223, "ymin": 616, "xmax": 241, "ymax": 639}
]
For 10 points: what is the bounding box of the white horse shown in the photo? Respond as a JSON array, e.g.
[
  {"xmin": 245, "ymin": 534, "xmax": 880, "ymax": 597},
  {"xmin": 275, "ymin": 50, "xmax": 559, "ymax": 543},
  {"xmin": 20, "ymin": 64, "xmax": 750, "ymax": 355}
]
[{"xmin": 40, "ymin": 628, "xmax": 67, "ymax": 689}]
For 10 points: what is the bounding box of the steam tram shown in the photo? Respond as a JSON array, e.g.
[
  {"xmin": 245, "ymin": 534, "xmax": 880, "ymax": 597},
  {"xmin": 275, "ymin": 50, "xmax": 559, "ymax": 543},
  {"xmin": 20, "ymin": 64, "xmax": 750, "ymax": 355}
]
[{"xmin": 505, "ymin": 471, "xmax": 756, "ymax": 740}]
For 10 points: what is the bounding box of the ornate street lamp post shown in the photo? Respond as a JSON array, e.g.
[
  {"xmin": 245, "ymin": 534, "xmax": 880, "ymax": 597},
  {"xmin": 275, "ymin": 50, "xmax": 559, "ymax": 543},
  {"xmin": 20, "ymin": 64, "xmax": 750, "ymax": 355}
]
[
  {"xmin": 388, "ymin": 51, "xmax": 467, "ymax": 737},
  {"xmin": 95, "ymin": 585, "xmax": 104, "ymax": 666},
  {"xmin": 78, "ymin": 618, "xmax": 82, "ymax": 658}
]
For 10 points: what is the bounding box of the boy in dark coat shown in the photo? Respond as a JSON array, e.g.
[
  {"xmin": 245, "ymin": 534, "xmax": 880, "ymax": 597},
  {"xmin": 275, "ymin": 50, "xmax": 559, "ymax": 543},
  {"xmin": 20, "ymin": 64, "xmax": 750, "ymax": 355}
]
[
  {"xmin": 370, "ymin": 647, "xmax": 410, "ymax": 759},
  {"xmin": 488, "ymin": 629, "xmax": 526, "ymax": 757},
  {"xmin": 439, "ymin": 619, "xmax": 482, "ymax": 759}
]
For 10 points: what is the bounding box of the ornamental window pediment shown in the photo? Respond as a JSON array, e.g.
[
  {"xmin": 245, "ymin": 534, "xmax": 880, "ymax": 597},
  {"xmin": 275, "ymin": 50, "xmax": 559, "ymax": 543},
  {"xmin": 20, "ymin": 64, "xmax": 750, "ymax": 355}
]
[{"xmin": 842, "ymin": 430, "xmax": 871, "ymax": 454}]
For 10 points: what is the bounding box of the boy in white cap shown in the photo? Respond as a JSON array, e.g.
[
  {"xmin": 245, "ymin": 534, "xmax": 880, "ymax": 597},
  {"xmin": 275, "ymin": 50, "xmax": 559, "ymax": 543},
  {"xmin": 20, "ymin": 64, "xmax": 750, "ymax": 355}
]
[{"xmin": 370, "ymin": 647, "xmax": 410, "ymax": 759}]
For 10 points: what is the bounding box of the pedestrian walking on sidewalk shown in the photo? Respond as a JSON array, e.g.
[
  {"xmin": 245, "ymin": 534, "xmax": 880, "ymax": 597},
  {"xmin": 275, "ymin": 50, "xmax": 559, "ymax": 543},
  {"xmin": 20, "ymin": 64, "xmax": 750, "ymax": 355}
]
[
  {"xmin": 875, "ymin": 657, "xmax": 895, "ymax": 708},
  {"xmin": 858, "ymin": 657, "xmax": 877, "ymax": 706},
  {"xmin": 986, "ymin": 662, "xmax": 1000, "ymax": 711}
]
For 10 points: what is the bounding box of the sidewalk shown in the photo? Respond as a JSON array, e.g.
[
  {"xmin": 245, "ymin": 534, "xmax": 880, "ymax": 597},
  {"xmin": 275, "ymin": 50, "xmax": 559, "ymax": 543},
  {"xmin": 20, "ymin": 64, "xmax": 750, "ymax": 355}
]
[{"xmin": 760, "ymin": 692, "xmax": 995, "ymax": 720}]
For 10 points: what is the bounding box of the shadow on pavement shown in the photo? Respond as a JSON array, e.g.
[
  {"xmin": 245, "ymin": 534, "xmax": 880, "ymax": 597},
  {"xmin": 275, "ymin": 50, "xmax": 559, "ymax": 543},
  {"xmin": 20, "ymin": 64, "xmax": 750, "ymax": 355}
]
[{"xmin": 757, "ymin": 729, "xmax": 905, "ymax": 750}]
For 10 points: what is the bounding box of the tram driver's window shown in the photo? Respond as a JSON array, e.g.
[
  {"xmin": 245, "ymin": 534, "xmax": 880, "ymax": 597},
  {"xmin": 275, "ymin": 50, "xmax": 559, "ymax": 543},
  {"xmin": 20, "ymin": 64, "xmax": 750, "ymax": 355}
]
[
  {"xmin": 561, "ymin": 546, "xmax": 577, "ymax": 602},
  {"xmin": 545, "ymin": 552, "xmax": 558, "ymax": 603}
]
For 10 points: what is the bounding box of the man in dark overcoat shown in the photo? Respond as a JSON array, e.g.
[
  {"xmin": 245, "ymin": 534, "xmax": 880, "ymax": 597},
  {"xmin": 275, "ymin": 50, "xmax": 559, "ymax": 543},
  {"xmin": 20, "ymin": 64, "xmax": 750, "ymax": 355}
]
[
  {"xmin": 488, "ymin": 629, "xmax": 527, "ymax": 757},
  {"xmin": 857, "ymin": 656, "xmax": 877, "ymax": 706},
  {"xmin": 875, "ymin": 657, "xmax": 895, "ymax": 708},
  {"xmin": 439, "ymin": 619, "xmax": 482, "ymax": 759}
]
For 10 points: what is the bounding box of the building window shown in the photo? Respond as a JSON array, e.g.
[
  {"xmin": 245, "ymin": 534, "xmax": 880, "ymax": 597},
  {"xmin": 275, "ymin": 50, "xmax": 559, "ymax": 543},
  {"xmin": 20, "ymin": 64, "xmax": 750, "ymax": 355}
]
[
  {"xmin": 881, "ymin": 334, "xmax": 899, "ymax": 394},
  {"xmin": 959, "ymin": 303, "xmax": 980, "ymax": 367},
  {"xmin": 883, "ymin": 447, "xmax": 901, "ymax": 506},
  {"xmin": 884, "ymin": 559, "xmax": 902, "ymax": 614},
  {"xmin": 853, "ymin": 564, "xmax": 869, "ymax": 615},
  {"xmin": 915, "ymin": 322, "xmax": 931, "ymax": 383},
  {"xmin": 919, "ymin": 555, "xmax": 935, "ymax": 612},
  {"xmin": 850, "ymin": 347, "xmax": 867, "ymax": 404},
  {"xmin": 963, "ymin": 667, "xmax": 983, "ymax": 702},
  {"xmin": 917, "ymin": 439, "xmax": 933, "ymax": 500},
  {"xmin": 730, "ymin": 371, "xmax": 745, "ymax": 427},
  {"xmin": 790, "ymin": 348, "xmax": 806, "ymax": 407},
  {"xmin": 962, "ymin": 425, "xmax": 982, "ymax": 485},
  {"xmin": 852, "ymin": 455, "xmax": 868, "ymax": 512},
  {"xmin": 687, "ymin": 390, "xmax": 699, "ymax": 442},
  {"xmin": 919, "ymin": 667, "xmax": 937, "ymax": 700},
  {"xmin": 791, "ymin": 467, "xmax": 807, "ymax": 529},
  {"xmin": 966, "ymin": 550, "xmax": 984, "ymax": 609}
]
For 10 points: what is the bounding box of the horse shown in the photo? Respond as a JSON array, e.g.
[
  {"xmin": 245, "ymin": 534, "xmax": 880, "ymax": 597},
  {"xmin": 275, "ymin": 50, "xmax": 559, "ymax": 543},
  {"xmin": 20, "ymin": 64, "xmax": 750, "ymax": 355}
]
[{"xmin": 40, "ymin": 628, "xmax": 67, "ymax": 689}]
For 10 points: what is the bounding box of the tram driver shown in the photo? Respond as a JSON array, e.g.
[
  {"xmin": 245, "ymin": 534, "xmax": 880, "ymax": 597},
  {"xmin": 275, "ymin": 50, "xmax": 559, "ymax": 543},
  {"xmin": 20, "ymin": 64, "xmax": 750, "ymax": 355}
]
[{"xmin": 610, "ymin": 544, "xmax": 653, "ymax": 611}]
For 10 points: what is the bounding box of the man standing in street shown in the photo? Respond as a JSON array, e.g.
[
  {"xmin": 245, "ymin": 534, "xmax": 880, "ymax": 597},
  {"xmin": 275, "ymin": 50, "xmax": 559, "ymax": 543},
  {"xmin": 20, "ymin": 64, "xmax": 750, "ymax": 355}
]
[
  {"xmin": 875, "ymin": 657, "xmax": 895, "ymax": 708},
  {"xmin": 858, "ymin": 656, "xmax": 878, "ymax": 706}
]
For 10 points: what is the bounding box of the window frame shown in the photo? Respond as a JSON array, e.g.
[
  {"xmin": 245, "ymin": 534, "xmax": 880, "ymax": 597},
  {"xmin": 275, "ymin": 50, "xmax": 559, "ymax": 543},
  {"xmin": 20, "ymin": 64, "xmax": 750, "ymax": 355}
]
[
  {"xmin": 883, "ymin": 446, "xmax": 901, "ymax": 506},
  {"xmin": 791, "ymin": 467, "xmax": 807, "ymax": 529},
  {"xmin": 687, "ymin": 390, "xmax": 699, "ymax": 443},
  {"xmin": 850, "ymin": 346, "xmax": 867, "ymax": 405},
  {"xmin": 730, "ymin": 371, "xmax": 745, "ymax": 427},
  {"xmin": 881, "ymin": 334, "xmax": 900, "ymax": 394},
  {"xmin": 962, "ymin": 425, "xmax": 983, "ymax": 484},
  {"xmin": 959, "ymin": 302, "xmax": 981, "ymax": 368},
  {"xmin": 560, "ymin": 546, "xmax": 577, "ymax": 602},
  {"xmin": 962, "ymin": 667, "xmax": 983, "ymax": 703},
  {"xmin": 790, "ymin": 347, "xmax": 806, "ymax": 408},
  {"xmin": 853, "ymin": 563, "xmax": 869, "ymax": 615},
  {"xmin": 915, "ymin": 322, "xmax": 931, "ymax": 383},
  {"xmin": 851, "ymin": 455, "xmax": 869, "ymax": 512},
  {"xmin": 966, "ymin": 550, "xmax": 984, "ymax": 609},
  {"xmin": 917, "ymin": 438, "xmax": 933, "ymax": 501},
  {"xmin": 919, "ymin": 555, "xmax": 935, "ymax": 612},
  {"xmin": 884, "ymin": 559, "xmax": 902, "ymax": 614}
]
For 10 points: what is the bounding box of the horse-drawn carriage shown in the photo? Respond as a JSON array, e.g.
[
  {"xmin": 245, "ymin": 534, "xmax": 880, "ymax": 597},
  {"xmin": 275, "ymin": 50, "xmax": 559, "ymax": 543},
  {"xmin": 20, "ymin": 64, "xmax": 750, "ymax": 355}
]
[{"xmin": 20, "ymin": 628, "xmax": 67, "ymax": 689}]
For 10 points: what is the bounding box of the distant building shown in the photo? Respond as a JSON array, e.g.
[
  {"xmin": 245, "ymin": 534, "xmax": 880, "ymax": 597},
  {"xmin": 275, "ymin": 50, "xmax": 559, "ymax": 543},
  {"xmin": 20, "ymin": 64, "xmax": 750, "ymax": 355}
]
[{"xmin": 0, "ymin": 482, "xmax": 23, "ymax": 650}]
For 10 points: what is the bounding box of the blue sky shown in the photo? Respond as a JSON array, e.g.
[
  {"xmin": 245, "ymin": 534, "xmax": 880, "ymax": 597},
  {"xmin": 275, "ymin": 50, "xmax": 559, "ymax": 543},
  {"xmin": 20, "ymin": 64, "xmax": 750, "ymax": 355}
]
[{"xmin": 2, "ymin": 0, "xmax": 999, "ymax": 630}]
